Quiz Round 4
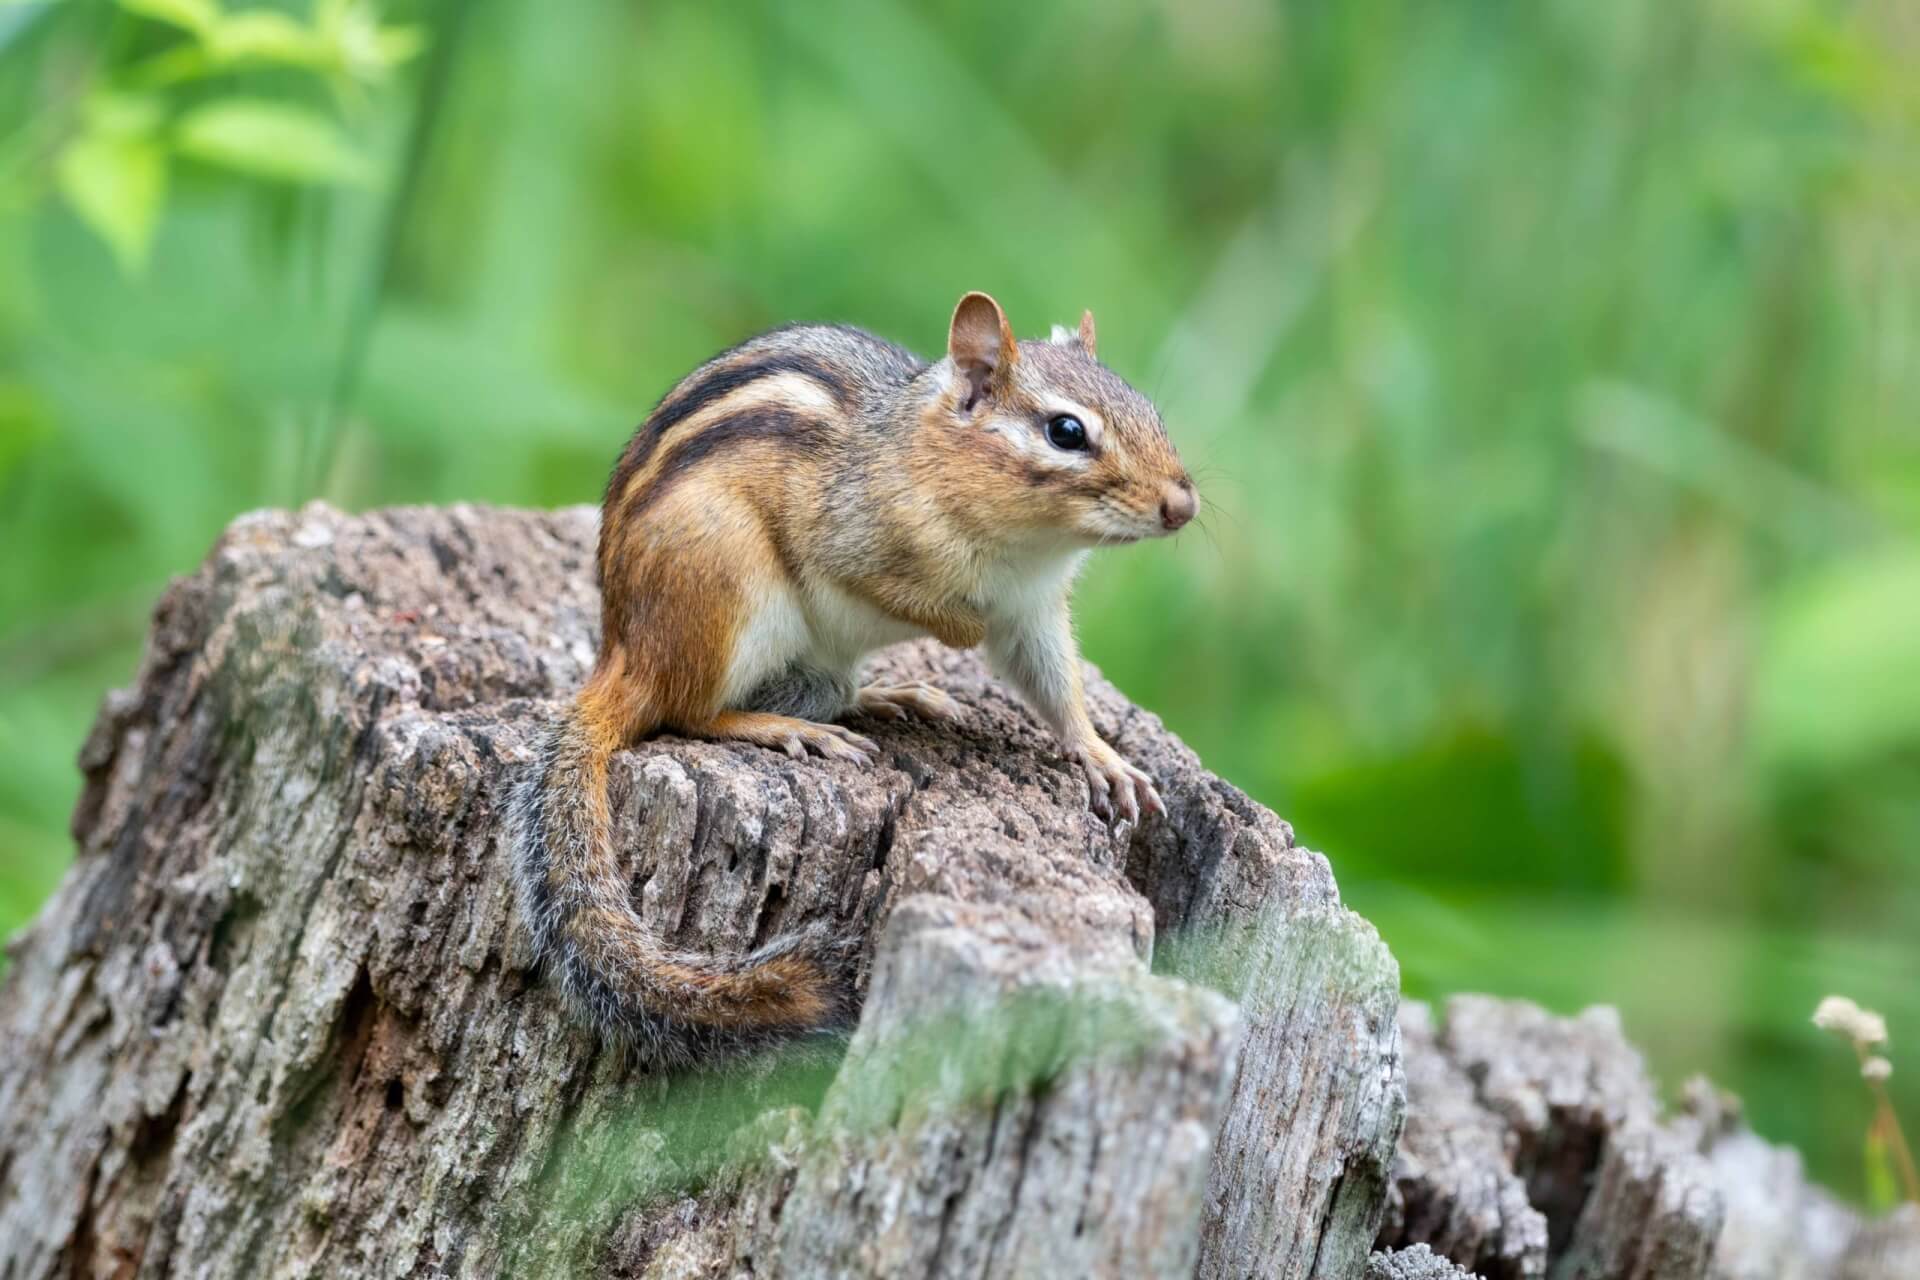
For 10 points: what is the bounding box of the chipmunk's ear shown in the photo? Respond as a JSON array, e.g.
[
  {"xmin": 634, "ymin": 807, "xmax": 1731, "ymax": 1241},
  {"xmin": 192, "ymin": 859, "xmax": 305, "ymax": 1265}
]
[
  {"xmin": 949, "ymin": 291, "xmax": 1017, "ymax": 411},
  {"xmin": 1078, "ymin": 309, "xmax": 1097, "ymax": 358}
]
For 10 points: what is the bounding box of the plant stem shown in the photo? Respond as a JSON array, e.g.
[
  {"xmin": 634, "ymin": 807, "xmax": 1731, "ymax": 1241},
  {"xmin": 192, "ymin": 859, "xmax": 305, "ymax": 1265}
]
[
  {"xmin": 1868, "ymin": 1080, "xmax": 1920, "ymax": 1205},
  {"xmin": 1855, "ymin": 1042, "xmax": 1920, "ymax": 1205},
  {"xmin": 311, "ymin": 0, "xmax": 476, "ymax": 498}
]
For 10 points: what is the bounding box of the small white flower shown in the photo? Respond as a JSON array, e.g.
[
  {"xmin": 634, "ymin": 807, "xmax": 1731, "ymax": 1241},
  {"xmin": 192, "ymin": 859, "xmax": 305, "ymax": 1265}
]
[
  {"xmin": 1813, "ymin": 994, "xmax": 1859, "ymax": 1031},
  {"xmin": 1862, "ymin": 1056, "xmax": 1893, "ymax": 1082},
  {"xmin": 1813, "ymin": 995, "xmax": 1889, "ymax": 1048}
]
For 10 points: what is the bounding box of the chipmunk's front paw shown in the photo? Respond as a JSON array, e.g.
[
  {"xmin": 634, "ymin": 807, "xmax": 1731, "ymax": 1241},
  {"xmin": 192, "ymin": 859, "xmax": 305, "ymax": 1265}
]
[{"xmin": 1073, "ymin": 743, "xmax": 1164, "ymax": 825}]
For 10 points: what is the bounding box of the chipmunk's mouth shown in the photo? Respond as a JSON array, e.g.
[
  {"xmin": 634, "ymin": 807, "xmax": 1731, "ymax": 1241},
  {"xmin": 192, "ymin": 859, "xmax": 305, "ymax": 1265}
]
[
  {"xmin": 1085, "ymin": 492, "xmax": 1189, "ymax": 545},
  {"xmin": 1085, "ymin": 510, "xmax": 1163, "ymax": 545}
]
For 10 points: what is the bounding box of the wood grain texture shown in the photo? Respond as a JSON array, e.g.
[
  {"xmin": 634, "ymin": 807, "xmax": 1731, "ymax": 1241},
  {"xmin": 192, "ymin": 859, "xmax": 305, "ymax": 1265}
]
[
  {"xmin": 1378, "ymin": 997, "xmax": 1917, "ymax": 1280},
  {"xmin": 0, "ymin": 503, "xmax": 1396, "ymax": 1279},
  {"xmin": 3, "ymin": 503, "xmax": 1913, "ymax": 1279},
  {"xmin": 1366, "ymin": 1245, "xmax": 1485, "ymax": 1279}
]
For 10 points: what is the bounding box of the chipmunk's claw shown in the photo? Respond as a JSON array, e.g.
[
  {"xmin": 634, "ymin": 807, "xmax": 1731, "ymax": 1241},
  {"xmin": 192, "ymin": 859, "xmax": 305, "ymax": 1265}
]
[{"xmin": 1075, "ymin": 745, "xmax": 1161, "ymax": 827}]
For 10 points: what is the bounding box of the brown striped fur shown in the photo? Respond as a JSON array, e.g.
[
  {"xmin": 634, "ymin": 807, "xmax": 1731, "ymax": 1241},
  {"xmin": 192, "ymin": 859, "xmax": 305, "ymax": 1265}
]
[{"xmin": 510, "ymin": 293, "xmax": 1194, "ymax": 1067}]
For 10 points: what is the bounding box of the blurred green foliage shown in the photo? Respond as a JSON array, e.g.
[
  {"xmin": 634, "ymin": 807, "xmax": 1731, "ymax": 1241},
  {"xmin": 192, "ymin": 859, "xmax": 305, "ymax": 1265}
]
[{"xmin": 3, "ymin": 0, "xmax": 1916, "ymax": 1197}]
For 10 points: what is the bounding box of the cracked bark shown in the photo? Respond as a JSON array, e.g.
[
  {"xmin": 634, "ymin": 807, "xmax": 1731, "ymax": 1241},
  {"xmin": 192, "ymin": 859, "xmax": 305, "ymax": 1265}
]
[
  {"xmin": 1367, "ymin": 1245, "xmax": 1483, "ymax": 1280},
  {"xmin": 0, "ymin": 503, "xmax": 1397, "ymax": 1280},
  {"xmin": 3, "ymin": 504, "xmax": 1913, "ymax": 1279},
  {"xmin": 1377, "ymin": 998, "xmax": 1919, "ymax": 1280}
]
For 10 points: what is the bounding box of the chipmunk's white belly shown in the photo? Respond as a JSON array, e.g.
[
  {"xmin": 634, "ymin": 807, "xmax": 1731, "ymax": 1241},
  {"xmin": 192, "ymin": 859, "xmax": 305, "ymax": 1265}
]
[
  {"xmin": 716, "ymin": 585, "xmax": 816, "ymax": 706},
  {"xmin": 723, "ymin": 546, "xmax": 1087, "ymax": 704},
  {"xmin": 717, "ymin": 540, "xmax": 1086, "ymax": 711},
  {"xmin": 801, "ymin": 579, "xmax": 926, "ymax": 668},
  {"xmin": 717, "ymin": 579, "xmax": 924, "ymax": 708}
]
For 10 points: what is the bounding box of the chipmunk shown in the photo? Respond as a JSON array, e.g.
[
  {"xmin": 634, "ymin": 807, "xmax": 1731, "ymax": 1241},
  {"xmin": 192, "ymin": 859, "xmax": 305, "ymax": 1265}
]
[{"xmin": 510, "ymin": 291, "xmax": 1197, "ymax": 1067}]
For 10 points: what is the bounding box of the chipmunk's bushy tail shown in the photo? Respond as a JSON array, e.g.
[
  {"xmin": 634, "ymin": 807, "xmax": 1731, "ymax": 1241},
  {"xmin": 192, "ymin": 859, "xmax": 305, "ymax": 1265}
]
[{"xmin": 508, "ymin": 701, "xmax": 845, "ymax": 1070}]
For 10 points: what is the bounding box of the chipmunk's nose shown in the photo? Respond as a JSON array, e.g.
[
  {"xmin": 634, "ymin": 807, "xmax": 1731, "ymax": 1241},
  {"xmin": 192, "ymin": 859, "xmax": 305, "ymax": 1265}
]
[{"xmin": 1160, "ymin": 479, "xmax": 1197, "ymax": 531}]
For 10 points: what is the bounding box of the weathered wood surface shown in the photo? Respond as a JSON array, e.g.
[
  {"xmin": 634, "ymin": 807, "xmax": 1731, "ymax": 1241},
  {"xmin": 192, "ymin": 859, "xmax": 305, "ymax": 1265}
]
[
  {"xmin": 2, "ymin": 502, "xmax": 1914, "ymax": 1280},
  {"xmin": 1366, "ymin": 1245, "xmax": 1482, "ymax": 1280},
  {"xmin": 1378, "ymin": 997, "xmax": 1918, "ymax": 1280},
  {"xmin": 0, "ymin": 503, "xmax": 1399, "ymax": 1279}
]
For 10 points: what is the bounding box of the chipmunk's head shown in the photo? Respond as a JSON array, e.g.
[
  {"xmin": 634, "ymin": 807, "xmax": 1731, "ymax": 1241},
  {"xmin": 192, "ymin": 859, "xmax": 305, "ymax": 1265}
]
[{"xmin": 931, "ymin": 291, "xmax": 1197, "ymax": 546}]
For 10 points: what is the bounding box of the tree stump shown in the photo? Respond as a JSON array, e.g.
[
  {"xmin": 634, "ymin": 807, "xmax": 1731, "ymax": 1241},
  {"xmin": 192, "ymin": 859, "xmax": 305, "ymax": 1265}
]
[
  {"xmin": 0, "ymin": 504, "xmax": 1400, "ymax": 1279},
  {"xmin": 1378, "ymin": 998, "xmax": 1918, "ymax": 1280},
  {"xmin": 3, "ymin": 503, "xmax": 1914, "ymax": 1279}
]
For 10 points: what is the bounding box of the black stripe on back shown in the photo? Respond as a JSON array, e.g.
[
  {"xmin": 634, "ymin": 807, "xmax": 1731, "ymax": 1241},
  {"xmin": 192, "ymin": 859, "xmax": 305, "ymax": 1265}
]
[
  {"xmin": 601, "ymin": 353, "xmax": 850, "ymax": 514},
  {"xmin": 618, "ymin": 407, "xmax": 832, "ymax": 525}
]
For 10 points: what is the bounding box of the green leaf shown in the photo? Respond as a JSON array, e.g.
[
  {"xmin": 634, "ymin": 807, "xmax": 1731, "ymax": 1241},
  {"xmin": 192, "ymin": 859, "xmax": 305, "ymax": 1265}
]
[
  {"xmin": 119, "ymin": 0, "xmax": 221, "ymax": 39},
  {"xmin": 372, "ymin": 24, "xmax": 426, "ymax": 69},
  {"xmin": 1754, "ymin": 553, "xmax": 1920, "ymax": 772},
  {"xmin": 81, "ymin": 89, "xmax": 165, "ymax": 137},
  {"xmin": 206, "ymin": 11, "xmax": 330, "ymax": 69},
  {"xmin": 174, "ymin": 99, "xmax": 371, "ymax": 184},
  {"xmin": 55, "ymin": 131, "xmax": 168, "ymax": 273},
  {"xmin": 0, "ymin": 383, "xmax": 50, "ymax": 488},
  {"xmin": 318, "ymin": 0, "xmax": 426, "ymax": 84}
]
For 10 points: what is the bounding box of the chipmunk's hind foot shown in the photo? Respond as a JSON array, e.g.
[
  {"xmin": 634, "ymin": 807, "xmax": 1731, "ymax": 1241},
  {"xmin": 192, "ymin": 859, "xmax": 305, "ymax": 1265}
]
[
  {"xmin": 855, "ymin": 682, "xmax": 959, "ymax": 723},
  {"xmin": 702, "ymin": 710, "xmax": 878, "ymax": 764}
]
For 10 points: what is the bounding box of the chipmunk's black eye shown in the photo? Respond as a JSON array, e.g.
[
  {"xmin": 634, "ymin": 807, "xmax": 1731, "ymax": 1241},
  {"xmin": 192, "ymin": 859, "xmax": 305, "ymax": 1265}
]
[{"xmin": 1045, "ymin": 414, "xmax": 1088, "ymax": 452}]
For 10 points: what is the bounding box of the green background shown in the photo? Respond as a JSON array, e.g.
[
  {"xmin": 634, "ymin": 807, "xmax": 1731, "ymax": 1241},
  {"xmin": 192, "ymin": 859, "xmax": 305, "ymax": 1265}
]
[{"xmin": 3, "ymin": 0, "xmax": 1916, "ymax": 1200}]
